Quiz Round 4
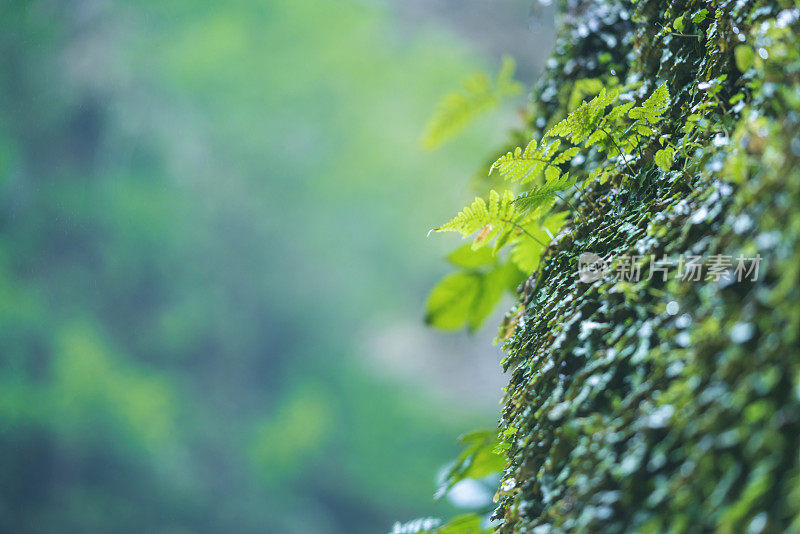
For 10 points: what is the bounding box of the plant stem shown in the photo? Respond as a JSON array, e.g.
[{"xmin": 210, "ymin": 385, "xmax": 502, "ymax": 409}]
[
  {"xmin": 554, "ymin": 192, "xmax": 588, "ymax": 223},
  {"xmin": 498, "ymin": 217, "xmax": 548, "ymax": 247},
  {"xmin": 598, "ymin": 124, "xmax": 637, "ymax": 178}
]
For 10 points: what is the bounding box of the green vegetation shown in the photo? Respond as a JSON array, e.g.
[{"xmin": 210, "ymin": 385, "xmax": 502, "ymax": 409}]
[
  {"xmin": 421, "ymin": 57, "xmax": 522, "ymax": 150},
  {"xmin": 426, "ymin": 79, "xmax": 672, "ymax": 334},
  {"xmin": 421, "ymin": 0, "xmax": 800, "ymax": 532},
  {"xmin": 0, "ymin": 1, "xmax": 526, "ymax": 532}
]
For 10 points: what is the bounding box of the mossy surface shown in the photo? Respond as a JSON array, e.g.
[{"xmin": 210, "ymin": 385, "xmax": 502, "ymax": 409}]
[{"xmin": 495, "ymin": 1, "xmax": 800, "ymax": 531}]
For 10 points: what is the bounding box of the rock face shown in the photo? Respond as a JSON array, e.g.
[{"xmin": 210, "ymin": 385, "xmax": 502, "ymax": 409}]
[{"xmin": 496, "ymin": 1, "xmax": 800, "ymax": 531}]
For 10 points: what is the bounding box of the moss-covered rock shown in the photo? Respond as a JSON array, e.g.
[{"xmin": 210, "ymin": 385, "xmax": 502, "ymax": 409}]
[{"xmin": 496, "ymin": 1, "xmax": 800, "ymax": 531}]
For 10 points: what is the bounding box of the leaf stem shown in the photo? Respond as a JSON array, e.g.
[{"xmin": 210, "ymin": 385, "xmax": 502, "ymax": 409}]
[
  {"xmin": 598, "ymin": 124, "xmax": 637, "ymax": 178},
  {"xmin": 498, "ymin": 217, "xmax": 548, "ymax": 247},
  {"xmin": 553, "ymin": 192, "xmax": 588, "ymax": 223}
]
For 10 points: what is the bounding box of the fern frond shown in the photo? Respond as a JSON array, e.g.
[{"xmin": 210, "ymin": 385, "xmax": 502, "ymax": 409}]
[
  {"xmin": 606, "ymin": 100, "xmax": 635, "ymax": 122},
  {"xmin": 629, "ymin": 82, "xmax": 670, "ymax": 123},
  {"xmin": 512, "ymin": 174, "xmax": 576, "ymax": 214},
  {"xmin": 568, "ymin": 78, "xmax": 605, "ymax": 110},
  {"xmin": 546, "ymin": 88, "xmax": 618, "ymax": 144},
  {"xmin": 432, "ymin": 190, "xmax": 523, "ymax": 250},
  {"xmin": 421, "ymin": 56, "xmax": 522, "ymax": 150},
  {"xmin": 490, "ymin": 139, "xmax": 564, "ymax": 183},
  {"xmin": 495, "ymin": 55, "xmax": 521, "ymax": 95},
  {"xmin": 552, "ymin": 146, "xmax": 581, "ymax": 165}
]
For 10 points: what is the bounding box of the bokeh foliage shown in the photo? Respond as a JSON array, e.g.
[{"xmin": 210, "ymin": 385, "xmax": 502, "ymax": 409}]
[{"xmin": 0, "ymin": 1, "xmax": 520, "ymax": 532}]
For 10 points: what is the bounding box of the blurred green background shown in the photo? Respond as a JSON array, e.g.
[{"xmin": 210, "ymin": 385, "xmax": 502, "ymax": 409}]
[{"xmin": 0, "ymin": 1, "xmax": 552, "ymax": 532}]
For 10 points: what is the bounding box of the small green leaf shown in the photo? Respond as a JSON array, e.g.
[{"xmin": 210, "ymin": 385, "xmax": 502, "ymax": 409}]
[
  {"xmin": 439, "ymin": 430, "xmax": 506, "ymax": 494},
  {"xmin": 438, "ymin": 514, "xmax": 490, "ymax": 534},
  {"xmin": 654, "ymin": 146, "xmax": 675, "ymax": 171},
  {"xmin": 425, "ymin": 264, "xmax": 521, "ymax": 331},
  {"xmin": 692, "ymin": 9, "xmax": 708, "ymax": 23},
  {"xmin": 446, "ymin": 245, "xmax": 496, "ymax": 269},
  {"xmin": 467, "ymin": 264, "xmax": 521, "ymax": 330},
  {"xmin": 424, "ymin": 273, "xmax": 481, "ymax": 330},
  {"xmin": 734, "ymin": 45, "xmax": 755, "ymax": 72},
  {"xmin": 673, "ymin": 15, "xmax": 685, "ymax": 32}
]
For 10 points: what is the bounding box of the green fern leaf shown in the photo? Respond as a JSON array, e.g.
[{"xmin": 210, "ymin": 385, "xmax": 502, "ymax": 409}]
[
  {"xmin": 421, "ymin": 56, "xmax": 522, "ymax": 150},
  {"xmin": 552, "ymin": 146, "xmax": 581, "ymax": 165},
  {"xmin": 490, "ymin": 139, "xmax": 563, "ymax": 184},
  {"xmin": 432, "ymin": 190, "xmax": 523, "ymax": 250},
  {"xmin": 512, "ymin": 174, "xmax": 576, "ymax": 214},
  {"xmin": 546, "ymin": 88, "xmax": 618, "ymax": 145},
  {"xmin": 606, "ymin": 100, "xmax": 635, "ymax": 122},
  {"xmin": 629, "ymin": 82, "xmax": 670, "ymax": 123},
  {"xmin": 567, "ymin": 78, "xmax": 605, "ymax": 110},
  {"xmin": 654, "ymin": 146, "xmax": 676, "ymax": 171},
  {"xmin": 509, "ymin": 233, "xmax": 545, "ymax": 273}
]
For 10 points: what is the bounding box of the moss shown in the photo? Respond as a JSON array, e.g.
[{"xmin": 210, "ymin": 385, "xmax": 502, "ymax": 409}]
[{"xmin": 495, "ymin": 0, "xmax": 800, "ymax": 531}]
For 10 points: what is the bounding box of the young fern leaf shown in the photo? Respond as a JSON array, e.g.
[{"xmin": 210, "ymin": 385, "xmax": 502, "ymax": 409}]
[
  {"xmin": 490, "ymin": 139, "xmax": 564, "ymax": 184},
  {"xmin": 512, "ymin": 173, "xmax": 577, "ymax": 214},
  {"xmin": 432, "ymin": 190, "xmax": 523, "ymax": 250},
  {"xmin": 629, "ymin": 82, "xmax": 670, "ymax": 123},
  {"xmin": 546, "ymin": 88, "xmax": 618, "ymax": 144},
  {"xmin": 425, "ymin": 83, "xmax": 674, "ymax": 334},
  {"xmin": 421, "ymin": 56, "xmax": 522, "ymax": 150},
  {"xmin": 606, "ymin": 100, "xmax": 636, "ymax": 122},
  {"xmin": 568, "ymin": 78, "xmax": 605, "ymax": 110}
]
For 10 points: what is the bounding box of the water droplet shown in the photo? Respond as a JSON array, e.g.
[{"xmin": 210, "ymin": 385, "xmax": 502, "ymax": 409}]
[
  {"xmin": 733, "ymin": 214, "xmax": 753, "ymax": 234},
  {"xmin": 647, "ymin": 405, "xmax": 675, "ymax": 428},
  {"xmin": 691, "ymin": 207, "xmax": 708, "ymax": 224},
  {"xmin": 676, "ymin": 313, "xmax": 692, "ymax": 329},
  {"xmin": 731, "ymin": 322, "xmax": 755, "ymax": 343},
  {"xmin": 676, "ymin": 332, "xmax": 691, "ymax": 347},
  {"xmin": 776, "ymin": 9, "xmax": 799, "ymax": 28},
  {"xmin": 747, "ymin": 513, "xmax": 768, "ymax": 534}
]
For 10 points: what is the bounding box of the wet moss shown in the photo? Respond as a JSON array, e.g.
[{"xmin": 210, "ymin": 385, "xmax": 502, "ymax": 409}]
[{"xmin": 496, "ymin": 1, "xmax": 800, "ymax": 531}]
